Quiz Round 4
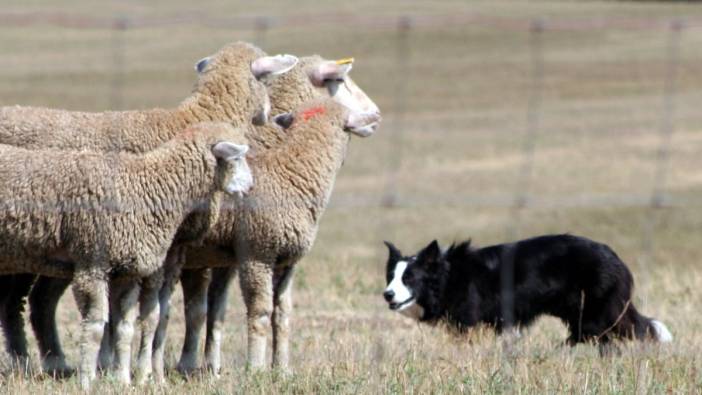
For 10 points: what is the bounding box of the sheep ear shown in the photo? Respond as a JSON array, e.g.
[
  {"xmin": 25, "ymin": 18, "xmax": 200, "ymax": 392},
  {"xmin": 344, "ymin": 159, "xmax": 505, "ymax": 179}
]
[
  {"xmin": 309, "ymin": 59, "xmax": 353, "ymax": 86},
  {"xmin": 345, "ymin": 111, "xmax": 381, "ymax": 137},
  {"xmin": 212, "ymin": 142, "xmax": 249, "ymax": 160},
  {"xmin": 195, "ymin": 57, "xmax": 212, "ymax": 74},
  {"xmin": 251, "ymin": 54, "xmax": 299, "ymax": 79},
  {"xmin": 273, "ymin": 113, "xmax": 295, "ymax": 129}
]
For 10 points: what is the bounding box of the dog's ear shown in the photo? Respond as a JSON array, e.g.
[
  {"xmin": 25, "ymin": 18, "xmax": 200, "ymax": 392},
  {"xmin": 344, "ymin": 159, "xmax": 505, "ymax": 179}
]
[
  {"xmin": 418, "ymin": 239, "xmax": 442, "ymax": 265},
  {"xmin": 384, "ymin": 241, "xmax": 401, "ymax": 262}
]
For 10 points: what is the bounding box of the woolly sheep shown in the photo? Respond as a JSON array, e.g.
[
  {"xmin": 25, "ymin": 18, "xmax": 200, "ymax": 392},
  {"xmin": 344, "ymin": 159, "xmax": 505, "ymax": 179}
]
[
  {"xmin": 0, "ymin": 55, "xmax": 376, "ymax": 380},
  {"xmin": 0, "ymin": 122, "xmax": 253, "ymax": 388},
  {"xmin": 0, "ymin": 41, "xmax": 297, "ymax": 376}
]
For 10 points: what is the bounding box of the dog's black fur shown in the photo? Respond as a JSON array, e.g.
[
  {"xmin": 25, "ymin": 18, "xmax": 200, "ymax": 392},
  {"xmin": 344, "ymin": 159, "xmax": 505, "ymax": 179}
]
[{"xmin": 384, "ymin": 234, "xmax": 667, "ymax": 350}]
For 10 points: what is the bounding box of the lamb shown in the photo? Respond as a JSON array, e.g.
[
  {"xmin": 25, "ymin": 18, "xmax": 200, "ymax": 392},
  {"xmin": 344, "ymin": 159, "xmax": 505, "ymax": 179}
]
[
  {"xmin": 0, "ymin": 122, "xmax": 253, "ymax": 388},
  {"xmin": 0, "ymin": 41, "xmax": 296, "ymax": 375}
]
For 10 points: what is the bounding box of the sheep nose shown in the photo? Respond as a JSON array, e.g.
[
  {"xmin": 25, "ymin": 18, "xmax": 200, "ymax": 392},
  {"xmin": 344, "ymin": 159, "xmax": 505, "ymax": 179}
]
[{"xmin": 383, "ymin": 290, "xmax": 394, "ymax": 302}]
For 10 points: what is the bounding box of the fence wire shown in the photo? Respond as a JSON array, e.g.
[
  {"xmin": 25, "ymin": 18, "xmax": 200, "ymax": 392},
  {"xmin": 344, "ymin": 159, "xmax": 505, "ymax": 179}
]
[{"xmin": 0, "ymin": 12, "xmax": 698, "ymax": 312}]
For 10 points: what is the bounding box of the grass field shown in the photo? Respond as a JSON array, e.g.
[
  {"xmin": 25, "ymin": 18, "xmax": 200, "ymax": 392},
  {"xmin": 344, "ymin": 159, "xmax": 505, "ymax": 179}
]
[{"xmin": 1, "ymin": 1, "xmax": 702, "ymax": 393}]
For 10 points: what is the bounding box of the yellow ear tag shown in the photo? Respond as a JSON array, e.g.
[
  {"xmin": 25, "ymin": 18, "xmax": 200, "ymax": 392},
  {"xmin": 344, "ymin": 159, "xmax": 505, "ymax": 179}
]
[{"xmin": 335, "ymin": 57, "xmax": 354, "ymax": 65}]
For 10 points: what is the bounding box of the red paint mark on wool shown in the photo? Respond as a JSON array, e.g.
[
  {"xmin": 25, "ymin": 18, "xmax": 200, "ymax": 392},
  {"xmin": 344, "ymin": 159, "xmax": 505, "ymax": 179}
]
[{"xmin": 301, "ymin": 106, "xmax": 326, "ymax": 121}]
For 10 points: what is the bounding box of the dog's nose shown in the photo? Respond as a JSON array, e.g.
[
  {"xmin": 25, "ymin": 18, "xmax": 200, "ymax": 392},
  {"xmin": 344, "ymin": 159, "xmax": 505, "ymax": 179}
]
[{"xmin": 383, "ymin": 290, "xmax": 395, "ymax": 302}]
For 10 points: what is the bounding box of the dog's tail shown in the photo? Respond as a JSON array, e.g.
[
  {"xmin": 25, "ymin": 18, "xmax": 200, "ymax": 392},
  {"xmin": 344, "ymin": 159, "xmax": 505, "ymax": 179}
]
[
  {"xmin": 623, "ymin": 304, "xmax": 672, "ymax": 343},
  {"xmin": 648, "ymin": 319, "xmax": 673, "ymax": 343},
  {"xmin": 632, "ymin": 308, "xmax": 673, "ymax": 342}
]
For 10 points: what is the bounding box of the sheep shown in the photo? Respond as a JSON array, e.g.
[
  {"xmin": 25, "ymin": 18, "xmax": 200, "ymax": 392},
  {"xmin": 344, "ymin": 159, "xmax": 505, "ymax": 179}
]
[
  {"xmin": 170, "ymin": 95, "xmax": 378, "ymax": 379},
  {"xmin": 0, "ymin": 55, "xmax": 376, "ymax": 380},
  {"xmin": 0, "ymin": 121, "xmax": 253, "ymax": 388},
  {"xmin": 167, "ymin": 56, "xmax": 380, "ymax": 375},
  {"xmin": 0, "ymin": 41, "xmax": 297, "ymax": 376}
]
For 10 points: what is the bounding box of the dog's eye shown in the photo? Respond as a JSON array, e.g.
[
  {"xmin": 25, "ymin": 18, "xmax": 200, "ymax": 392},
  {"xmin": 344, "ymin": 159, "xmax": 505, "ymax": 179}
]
[{"xmin": 402, "ymin": 272, "xmax": 413, "ymax": 282}]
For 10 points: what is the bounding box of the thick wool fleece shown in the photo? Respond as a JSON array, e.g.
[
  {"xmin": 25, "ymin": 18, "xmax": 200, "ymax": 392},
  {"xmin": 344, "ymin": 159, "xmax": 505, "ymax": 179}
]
[
  {"xmin": 191, "ymin": 98, "xmax": 349, "ymax": 264},
  {"xmin": 0, "ymin": 122, "xmax": 247, "ymax": 278},
  {"xmin": 0, "ymin": 42, "xmax": 267, "ymax": 153}
]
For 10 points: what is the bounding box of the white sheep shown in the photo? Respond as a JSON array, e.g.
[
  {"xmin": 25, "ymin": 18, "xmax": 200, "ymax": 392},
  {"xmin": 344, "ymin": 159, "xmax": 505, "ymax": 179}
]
[
  {"xmin": 0, "ymin": 41, "xmax": 297, "ymax": 377},
  {"xmin": 175, "ymin": 94, "xmax": 379, "ymax": 377},
  {"xmin": 0, "ymin": 54, "xmax": 377, "ymax": 381},
  {"xmin": 0, "ymin": 122, "xmax": 252, "ymax": 388}
]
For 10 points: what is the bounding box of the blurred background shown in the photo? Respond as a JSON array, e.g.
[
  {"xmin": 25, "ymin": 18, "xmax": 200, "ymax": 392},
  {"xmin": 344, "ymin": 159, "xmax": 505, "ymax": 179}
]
[{"xmin": 1, "ymin": 1, "xmax": 701, "ymax": 392}]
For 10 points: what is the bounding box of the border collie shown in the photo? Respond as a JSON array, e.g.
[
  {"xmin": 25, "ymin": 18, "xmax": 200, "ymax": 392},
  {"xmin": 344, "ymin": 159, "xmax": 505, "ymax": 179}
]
[{"xmin": 383, "ymin": 234, "xmax": 672, "ymax": 352}]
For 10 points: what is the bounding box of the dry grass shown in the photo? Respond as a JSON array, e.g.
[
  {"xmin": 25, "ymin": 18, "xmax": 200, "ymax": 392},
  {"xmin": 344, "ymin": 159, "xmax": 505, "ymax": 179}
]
[{"xmin": 1, "ymin": 0, "xmax": 702, "ymax": 393}]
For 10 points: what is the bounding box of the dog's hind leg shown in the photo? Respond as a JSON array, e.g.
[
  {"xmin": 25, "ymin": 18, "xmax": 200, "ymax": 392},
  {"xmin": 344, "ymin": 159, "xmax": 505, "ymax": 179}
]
[{"xmin": 598, "ymin": 338, "xmax": 621, "ymax": 357}]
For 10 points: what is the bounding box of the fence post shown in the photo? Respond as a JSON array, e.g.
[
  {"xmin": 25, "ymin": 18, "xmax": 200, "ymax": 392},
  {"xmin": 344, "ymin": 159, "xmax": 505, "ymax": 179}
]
[
  {"xmin": 381, "ymin": 16, "xmax": 412, "ymax": 209},
  {"xmin": 109, "ymin": 16, "xmax": 129, "ymax": 110},
  {"xmin": 641, "ymin": 19, "xmax": 683, "ymax": 276},
  {"xmin": 501, "ymin": 19, "xmax": 545, "ymax": 365},
  {"xmin": 651, "ymin": 19, "xmax": 683, "ymax": 209},
  {"xmin": 506, "ymin": 19, "xmax": 544, "ymax": 241}
]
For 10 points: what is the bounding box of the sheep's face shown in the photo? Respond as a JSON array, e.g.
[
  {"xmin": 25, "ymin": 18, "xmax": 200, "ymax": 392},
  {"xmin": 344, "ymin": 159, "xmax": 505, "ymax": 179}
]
[
  {"xmin": 344, "ymin": 110, "xmax": 382, "ymax": 137},
  {"xmin": 273, "ymin": 100, "xmax": 381, "ymax": 138},
  {"xmin": 211, "ymin": 142, "xmax": 253, "ymax": 196},
  {"xmin": 303, "ymin": 58, "xmax": 381, "ymax": 137}
]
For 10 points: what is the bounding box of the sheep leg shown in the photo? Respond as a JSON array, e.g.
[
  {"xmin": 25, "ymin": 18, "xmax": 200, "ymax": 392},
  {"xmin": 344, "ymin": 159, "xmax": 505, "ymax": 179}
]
[
  {"xmin": 239, "ymin": 260, "xmax": 274, "ymax": 370},
  {"xmin": 204, "ymin": 266, "xmax": 237, "ymax": 375},
  {"xmin": 0, "ymin": 273, "xmax": 34, "ymax": 374},
  {"xmin": 150, "ymin": 247, "xmax": 184, "ymax": 382},
  {"xmin": 97, "ymin": 316, "xmax": 114, "ymax": 372},
  {"xmin": 151, "ymin": 272, "xmax": 177, "ymax": 382},
  {"xmin": 135, "ymin": 273, "xmax": 162, "ymax": 384},
  {"xmin": 72, "ymin": 271, "xmax": 109, "ymax": 389},
  {"xmin": 272, "ymin": 265, "xmax": 295, "ymax": 372},
  {"xmin": 176, "ymin": 268, "xmax": 212, "ymax": 375},
  {"xmin": 29, "ymin": 275, "xmax": 73, "ymax": 377},
  {"xmin": 110, "ymin": 279, "xmax": 140, "ymax": 384}
]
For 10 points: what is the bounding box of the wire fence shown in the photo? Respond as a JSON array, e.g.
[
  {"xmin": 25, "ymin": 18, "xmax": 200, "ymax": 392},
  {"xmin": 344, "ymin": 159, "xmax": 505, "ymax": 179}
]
[
  {"xmin": 0, "ymin": 11, "xmax": 699, "ymax": 255},
  {"xmin": 0, "ymin": 9, "xmax": 699, "ymax": 376}
]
